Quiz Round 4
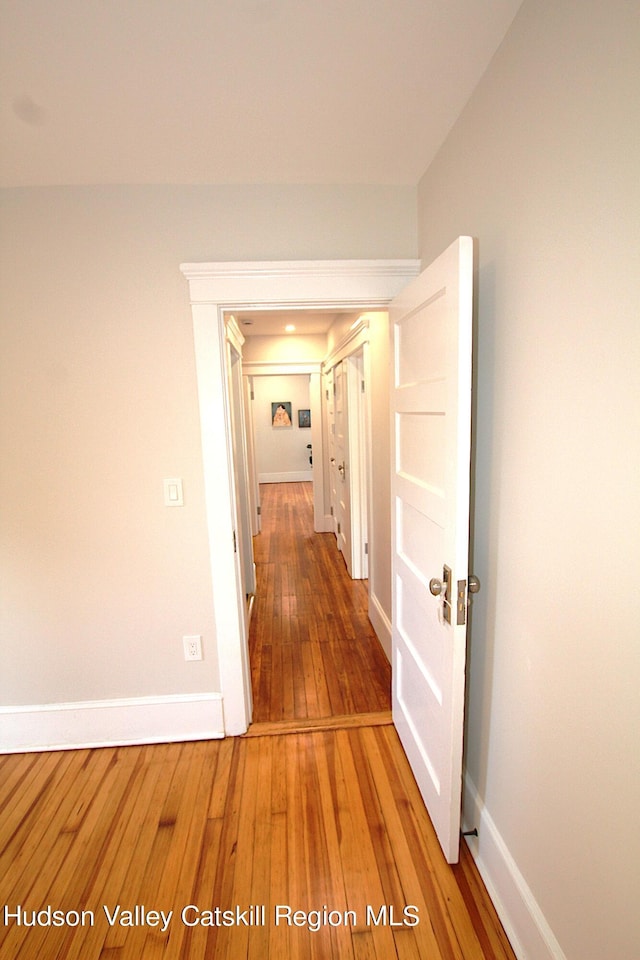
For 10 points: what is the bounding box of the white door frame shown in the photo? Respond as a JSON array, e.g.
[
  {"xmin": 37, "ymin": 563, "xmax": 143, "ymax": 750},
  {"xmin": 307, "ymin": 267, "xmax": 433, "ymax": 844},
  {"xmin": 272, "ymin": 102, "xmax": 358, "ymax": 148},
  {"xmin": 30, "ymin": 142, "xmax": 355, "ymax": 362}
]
[
  {"xmin": 225, "ymin": 317, "xmax": 257, "ymax": 601},
  {"xmin": 322, "ymin": 328, "xmax": 371, "ymax": 578},
  {"xmin": 347, "ymin": 345, "xmax": 369, "ymax": 579},
  {"xmin": 180, "ymin": 259, "xmax": 420, "ymax": 735},
  {"xmin": 242, "ymin": 373, "xmax": 261, "ymax": 537}
]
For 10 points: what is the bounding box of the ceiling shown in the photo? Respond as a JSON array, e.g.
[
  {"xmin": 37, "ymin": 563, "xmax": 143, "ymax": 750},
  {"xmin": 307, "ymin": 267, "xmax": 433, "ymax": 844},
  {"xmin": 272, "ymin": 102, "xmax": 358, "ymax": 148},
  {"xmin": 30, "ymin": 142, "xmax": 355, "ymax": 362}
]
[
  {"xmin": 231, "ymin": 308, "xmax": 360, "ymax": 337},
  {"xmin": 0, "ymin": 0, "xmax": 523, "ymax": 188}
]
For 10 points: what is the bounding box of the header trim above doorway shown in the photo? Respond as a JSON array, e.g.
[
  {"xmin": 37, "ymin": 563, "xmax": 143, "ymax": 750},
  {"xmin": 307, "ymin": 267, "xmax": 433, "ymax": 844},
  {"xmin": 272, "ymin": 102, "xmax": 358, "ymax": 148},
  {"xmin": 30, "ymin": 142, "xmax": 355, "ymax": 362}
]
[{"xmin": 180, "ymin": 259, "xmax": 421, "ymax": 308}]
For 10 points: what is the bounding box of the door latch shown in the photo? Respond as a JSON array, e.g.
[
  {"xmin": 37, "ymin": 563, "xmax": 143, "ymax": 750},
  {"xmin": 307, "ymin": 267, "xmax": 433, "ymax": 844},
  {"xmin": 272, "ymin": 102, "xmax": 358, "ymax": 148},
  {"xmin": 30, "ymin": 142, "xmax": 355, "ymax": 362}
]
[
  {"xmin": 456, "ymin": 574, "xmax": 481, "ymax": 625},
  {"xmin": 429, "ymin": 564, "xmax": 452, "ymax": 623},
  {"xmin": 430, "ymin": 569, "xmax": 480, "ymax": 625}
]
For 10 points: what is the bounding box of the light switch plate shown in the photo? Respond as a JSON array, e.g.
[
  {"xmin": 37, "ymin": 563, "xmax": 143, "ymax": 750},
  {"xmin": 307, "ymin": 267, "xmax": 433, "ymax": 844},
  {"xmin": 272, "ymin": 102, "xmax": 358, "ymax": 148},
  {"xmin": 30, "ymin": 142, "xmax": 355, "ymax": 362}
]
[{"xmin": 163, "ymin": 478, "xmax": 184, "ymax": 506}]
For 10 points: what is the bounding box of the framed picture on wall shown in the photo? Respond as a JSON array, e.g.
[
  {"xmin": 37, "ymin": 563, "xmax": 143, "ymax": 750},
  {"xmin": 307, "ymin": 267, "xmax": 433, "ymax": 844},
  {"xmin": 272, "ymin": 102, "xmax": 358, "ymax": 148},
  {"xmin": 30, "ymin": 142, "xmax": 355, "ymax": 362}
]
[
  {"xmin": 271, "ymin": 402, "xmax": 292, "ymax": 427},
  {"xmin": 298, "ymin": 409, "xmax": 311, "ymax": 428}
]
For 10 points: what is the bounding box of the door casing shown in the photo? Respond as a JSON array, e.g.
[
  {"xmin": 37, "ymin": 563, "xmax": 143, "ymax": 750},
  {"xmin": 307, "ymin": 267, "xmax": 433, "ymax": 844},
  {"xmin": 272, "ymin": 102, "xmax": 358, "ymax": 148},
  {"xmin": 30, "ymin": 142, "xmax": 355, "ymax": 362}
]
[{"xmin": 181, "ymin": 259, "xmax": 420, "ymax": 734}]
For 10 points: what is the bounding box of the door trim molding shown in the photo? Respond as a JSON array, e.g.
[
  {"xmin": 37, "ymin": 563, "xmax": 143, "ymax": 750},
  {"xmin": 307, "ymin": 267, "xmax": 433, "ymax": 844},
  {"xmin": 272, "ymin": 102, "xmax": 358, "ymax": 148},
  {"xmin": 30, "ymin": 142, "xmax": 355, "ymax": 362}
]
[
  {"xmin": 180, "ymin": 259, "xmax": 420, "ymax": 735},
  {"xmin": 242, "ymin": 360, "xmax": 321, "ymax": 376},
  {"xmin": 322, "ymin": 314, "xmax": 370, "ymax": 371}
]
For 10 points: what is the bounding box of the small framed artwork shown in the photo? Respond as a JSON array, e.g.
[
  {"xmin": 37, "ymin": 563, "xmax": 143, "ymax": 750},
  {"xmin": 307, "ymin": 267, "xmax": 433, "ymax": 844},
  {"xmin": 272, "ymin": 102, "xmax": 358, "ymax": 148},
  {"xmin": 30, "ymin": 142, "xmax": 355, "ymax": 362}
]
[
  {"xmin": 298, "ymin": 409, "xmax": 311, "ymax": 428},
  {"xmin": 271, "ymin": 402, "xmax": 292, "ymax": 427}
]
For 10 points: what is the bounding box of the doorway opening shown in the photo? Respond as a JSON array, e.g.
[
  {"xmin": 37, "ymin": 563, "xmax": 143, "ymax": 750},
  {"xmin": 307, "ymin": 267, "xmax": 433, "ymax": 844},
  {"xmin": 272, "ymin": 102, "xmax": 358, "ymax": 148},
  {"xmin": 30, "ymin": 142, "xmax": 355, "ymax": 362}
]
[
  {"xmin": 231, "ymin": 306, "xmax": 389, "ymax": 726},
  {"xmin": 180, "ymin": 257, "xmax": 420, "ymax": 735}
]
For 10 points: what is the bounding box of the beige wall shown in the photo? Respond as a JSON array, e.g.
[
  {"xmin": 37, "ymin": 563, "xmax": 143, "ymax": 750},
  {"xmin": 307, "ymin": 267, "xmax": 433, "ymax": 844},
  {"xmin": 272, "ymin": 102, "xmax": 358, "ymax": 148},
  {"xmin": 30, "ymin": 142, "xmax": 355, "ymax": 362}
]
[
  {"xmin": 242, "ymin": 333, "xmax": 327, "ymax": 364},
  {"xmin": 366, "ymin": 313, "xmax": 393, "ymax": 628},
  {"xmin": 417, "ymin": 1, "xmax": 639, "ymax": 957},
  {"xmin": 0, "ymin": 184, "xmax": 417, "ymax": 708},
  {"xmin": 252, "ymin": 374, "xmax": 313, "ymax": 479}
]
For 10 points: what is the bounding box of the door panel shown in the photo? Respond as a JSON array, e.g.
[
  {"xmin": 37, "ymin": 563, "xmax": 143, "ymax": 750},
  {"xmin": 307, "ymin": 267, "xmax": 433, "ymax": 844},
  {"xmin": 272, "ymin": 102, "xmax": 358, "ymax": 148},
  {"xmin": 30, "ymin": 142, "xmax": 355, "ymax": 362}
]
[{"xmin": 391, "ymin": 236, "xmax": 474, "ymax": 864}]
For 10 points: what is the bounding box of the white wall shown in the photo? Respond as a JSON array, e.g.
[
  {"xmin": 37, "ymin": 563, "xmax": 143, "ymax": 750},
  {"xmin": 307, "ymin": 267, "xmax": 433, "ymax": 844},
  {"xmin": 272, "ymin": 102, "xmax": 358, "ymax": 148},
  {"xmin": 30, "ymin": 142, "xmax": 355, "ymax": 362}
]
[
  {"xmin": 252, "ymin": 374, "xmax": 313, "ymax": 481},
  {"xmin": 367, "ymin": 312, "xmax": 393, "ymax": 645},
  {"xmin": 417, "ymin": 2, "xmax": 640, "ymax": 958},
  {"xmin": 0, "ymin": 184, "xmax": 416, "ymax": 747}
]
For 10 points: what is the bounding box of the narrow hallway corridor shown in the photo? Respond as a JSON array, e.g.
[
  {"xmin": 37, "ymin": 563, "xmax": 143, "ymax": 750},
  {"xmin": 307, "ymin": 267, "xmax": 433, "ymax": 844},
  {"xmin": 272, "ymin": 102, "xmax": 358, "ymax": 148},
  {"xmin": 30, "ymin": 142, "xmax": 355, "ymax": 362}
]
[{"xmin": 248, "ymin": 482, "xmax": 392, "ymax": 725}]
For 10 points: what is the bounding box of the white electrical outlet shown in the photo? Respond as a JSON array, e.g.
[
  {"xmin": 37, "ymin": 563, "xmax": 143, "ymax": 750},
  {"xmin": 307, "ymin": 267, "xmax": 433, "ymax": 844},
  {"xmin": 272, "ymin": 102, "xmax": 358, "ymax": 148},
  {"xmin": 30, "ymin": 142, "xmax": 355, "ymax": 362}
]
[{"xmin": 183, "ymin": 635, "xmax": 202, "ymax": 661}]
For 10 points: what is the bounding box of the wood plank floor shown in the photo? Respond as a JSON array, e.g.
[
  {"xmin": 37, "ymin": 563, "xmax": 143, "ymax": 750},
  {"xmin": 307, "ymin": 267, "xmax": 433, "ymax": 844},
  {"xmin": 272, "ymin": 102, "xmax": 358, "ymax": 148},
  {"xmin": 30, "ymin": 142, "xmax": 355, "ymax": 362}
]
[
  {"xmin": 0, "ymin": 481, "xmax": 517, "ymax": 958},
  {"xmin": 0, "ymin": 728, "xmax": 517, "ymax": 960},
  {"xmin": 249, "ymin": 483, "xmax": 391, "ymax": 723}
]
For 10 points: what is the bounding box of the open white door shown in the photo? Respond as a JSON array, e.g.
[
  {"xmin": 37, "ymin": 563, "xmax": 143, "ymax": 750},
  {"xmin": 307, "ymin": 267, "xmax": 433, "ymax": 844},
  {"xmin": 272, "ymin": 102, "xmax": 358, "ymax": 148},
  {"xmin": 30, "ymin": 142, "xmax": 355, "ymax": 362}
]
[{"xmin": 391, "ymin": 236, "xmax": 474, "ymax": 864}]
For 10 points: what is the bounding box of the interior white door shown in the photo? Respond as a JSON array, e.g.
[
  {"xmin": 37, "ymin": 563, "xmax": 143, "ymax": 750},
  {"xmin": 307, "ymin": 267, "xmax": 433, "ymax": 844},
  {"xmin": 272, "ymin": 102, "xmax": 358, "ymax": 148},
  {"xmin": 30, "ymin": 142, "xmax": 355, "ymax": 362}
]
[
  {"xmin": 390, "ymin": 236, "xmax": 474, "ymax": 864},
  {"xmin": 334, "ymin": 360, "xmax": 352, "ymax": 574}
]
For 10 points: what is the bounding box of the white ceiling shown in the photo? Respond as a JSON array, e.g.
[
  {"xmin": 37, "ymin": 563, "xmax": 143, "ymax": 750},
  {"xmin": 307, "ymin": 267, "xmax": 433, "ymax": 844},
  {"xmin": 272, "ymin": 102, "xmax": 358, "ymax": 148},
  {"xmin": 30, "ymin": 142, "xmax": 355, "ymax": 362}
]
[
  {"xmin": 0, "ymin": 0, "xmax": 523, "ymax": 188},
  {"xmin": 231, "ymin": 308, "xmax": 360, "ymax": 337}
]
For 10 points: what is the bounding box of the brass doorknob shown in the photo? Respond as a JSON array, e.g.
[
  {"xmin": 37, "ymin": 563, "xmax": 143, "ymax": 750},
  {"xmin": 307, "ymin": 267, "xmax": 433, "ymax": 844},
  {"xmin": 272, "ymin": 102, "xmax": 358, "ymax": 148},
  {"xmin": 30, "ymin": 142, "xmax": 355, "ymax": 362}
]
[
  {"xmin": 429, "ymin": 578, "xmax": 443, "ymax": 596},
  {"xmin": 468, "ymin": 575, "xmax": 481, "ymax": 594}
]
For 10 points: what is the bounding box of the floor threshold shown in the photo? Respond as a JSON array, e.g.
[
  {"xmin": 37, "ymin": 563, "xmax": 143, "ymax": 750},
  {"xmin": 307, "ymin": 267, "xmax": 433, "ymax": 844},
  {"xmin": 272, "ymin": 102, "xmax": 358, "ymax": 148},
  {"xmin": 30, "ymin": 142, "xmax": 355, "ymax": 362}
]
[{"xmin": 243, "ymin": 710, "xmax": 393, "ymax": 738}]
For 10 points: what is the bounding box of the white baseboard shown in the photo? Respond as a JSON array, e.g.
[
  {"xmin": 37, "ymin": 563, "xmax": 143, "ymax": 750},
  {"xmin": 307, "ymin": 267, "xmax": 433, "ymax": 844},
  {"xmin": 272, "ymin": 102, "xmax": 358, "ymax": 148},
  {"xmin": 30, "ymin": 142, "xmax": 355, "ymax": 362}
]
[
  {"xmin": 462, "ymin": 773, "xmax": 568, "ymax": 960},
  {"xmin": 259, "ymin": 471, "xmax": 313, "ymax": 483},
  {"xmin": 0, "ymin": 693, "xmax": 225, "ymax": 754},
  {"xmin": 368, "ymin": 591, "xmax": 392, "ymax": 661},
  {"xmin": 314, "ymin": 513, "xmax": 335, "ymax": 533}
]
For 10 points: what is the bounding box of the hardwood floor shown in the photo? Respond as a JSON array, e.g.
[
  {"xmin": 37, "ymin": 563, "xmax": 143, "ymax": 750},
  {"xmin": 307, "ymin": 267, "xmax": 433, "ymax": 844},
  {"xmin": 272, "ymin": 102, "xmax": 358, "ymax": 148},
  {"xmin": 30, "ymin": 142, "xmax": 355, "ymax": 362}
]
[
  {"xmin": 0, "ymin": 482, "xmax": 517, "ymax": 958},
  {"xmin": 0, "ymin": 728, "xmax": 516, "ymax": 960},
  {"xmin": 249, "ymin": 483, "xmax": 391, "ymax": 724}
]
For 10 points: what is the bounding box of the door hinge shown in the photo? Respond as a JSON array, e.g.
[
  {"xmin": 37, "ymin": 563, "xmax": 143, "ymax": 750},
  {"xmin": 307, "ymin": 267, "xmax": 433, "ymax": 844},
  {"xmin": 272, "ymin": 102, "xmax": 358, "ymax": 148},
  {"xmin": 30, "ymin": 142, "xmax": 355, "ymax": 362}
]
[
  {"xmin": 361, "ymin": 379, "xmax": 365, "ymax": 393},
  {"xmin": 233, "ymin": 530, "xmax": 237, "ymax": 553},
  {"xmin": 330, "ymin": 505, "xmax": 334, "ymax": 516},
  {"xmin": 257, "ymin": 505, "xmax": 261, "ymax": 516},
  {"xmin": 364, "ymin": 542, "xmax": 369, "ymax": 555},
  {"xmin": 250, "ymin": 390, "xmax": 255, "ymax": 400},
  {"xmin": 337, "ymin": 521, "xmax": 341, "ymax": 534}
]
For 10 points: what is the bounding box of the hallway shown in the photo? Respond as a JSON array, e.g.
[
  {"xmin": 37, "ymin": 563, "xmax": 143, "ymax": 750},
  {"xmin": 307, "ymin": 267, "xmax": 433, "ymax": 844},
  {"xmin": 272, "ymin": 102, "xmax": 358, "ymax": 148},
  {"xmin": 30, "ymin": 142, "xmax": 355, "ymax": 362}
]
[{"xmin": 249, "ymin": 482, "xmax": 392, "ymax": 725}]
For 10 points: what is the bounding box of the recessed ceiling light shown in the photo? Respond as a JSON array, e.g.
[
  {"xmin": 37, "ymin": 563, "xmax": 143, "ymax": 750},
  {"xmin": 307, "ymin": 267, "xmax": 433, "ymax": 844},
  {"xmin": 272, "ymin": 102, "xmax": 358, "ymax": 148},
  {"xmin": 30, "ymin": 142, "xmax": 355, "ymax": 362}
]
[{"xmin": 285, "ymin": 324, "xmax": 296, "ymax": 333}]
